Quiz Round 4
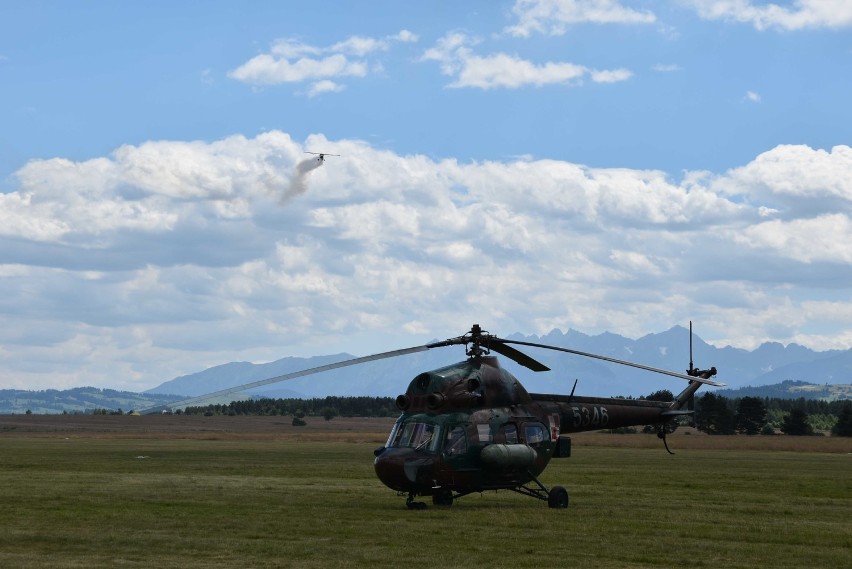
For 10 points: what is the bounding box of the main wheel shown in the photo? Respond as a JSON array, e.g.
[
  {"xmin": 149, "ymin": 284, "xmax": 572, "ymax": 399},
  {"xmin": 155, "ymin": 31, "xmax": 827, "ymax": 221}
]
[
  {"xmin": 547, "ymin": 485, "xmax": 569, "ymax": 508},
  {"xmin": 432, "ymin": 489, "xmax": 453, "ymax": 507}
]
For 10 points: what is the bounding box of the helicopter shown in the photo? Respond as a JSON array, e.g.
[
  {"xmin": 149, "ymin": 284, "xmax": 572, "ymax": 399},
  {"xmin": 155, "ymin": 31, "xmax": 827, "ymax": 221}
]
[
  {"xmin": 305, "ymin": 151, "xmax": 340, "ymax": 162},
  {"xmin": 142, "ymin": 323, "xmax": 722, "ymax": 509}
]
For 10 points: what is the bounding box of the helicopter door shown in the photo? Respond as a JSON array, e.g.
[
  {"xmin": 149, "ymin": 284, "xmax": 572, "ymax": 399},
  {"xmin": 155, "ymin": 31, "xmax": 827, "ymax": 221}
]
[
  {"xmin": 437, "ymin": 424, "xmax": 477, "ymax": 484},
  {"xmin": 443, "ymin": 425, "xmax": 468, "ymax": 456},
  {"xmin": 522, "ymin": 421, "xmax": 554, "ymax": 468}
]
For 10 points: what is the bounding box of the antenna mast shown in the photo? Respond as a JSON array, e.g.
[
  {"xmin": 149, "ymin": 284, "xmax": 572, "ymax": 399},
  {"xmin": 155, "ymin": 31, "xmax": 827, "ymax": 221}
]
[{"xmin": 688, "ymin": 320, "xmax": 694, "ymax": 375}]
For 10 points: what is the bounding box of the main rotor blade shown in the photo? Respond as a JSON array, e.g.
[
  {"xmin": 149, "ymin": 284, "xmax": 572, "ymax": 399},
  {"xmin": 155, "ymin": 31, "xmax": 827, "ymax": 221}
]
[
  {"xmin": 425, "ymin": 333, "xmax": 550, "ymax": 371},
  {"xmin": 489, "ymin": 341, "xmax": 550, "ymax": 372},
  {"xmin": 499, "ymin": 339, "xmax": 725, "ymax": 386},
  {"xmin": 140, "ymin": 345, "xmax": 430, "ymax": 414}
]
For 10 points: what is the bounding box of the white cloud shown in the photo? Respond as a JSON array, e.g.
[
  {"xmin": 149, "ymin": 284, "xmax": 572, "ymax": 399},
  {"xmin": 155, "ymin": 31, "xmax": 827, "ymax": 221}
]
[
  {"xmin": 507, "ymin": 0, "xmax": 657, "ymax": 37},
  {"xmin": 455, "ymin": 52, "xmax": 589, "ymax": 89},
  {"xmin": 652, "ymin": 63, "xmax": 682, "ymax": 72},
  {"xmin": 590, "ymin": 68, "xmax": 633, "ymax": 83},
  {"xmin": 712, "ymin": 144, "xmax": 852, "ymax": 214},
  {"xmin": 228, "ymin": 30, "xmax": 417, "ymax": 93},
  {"xmin": 329, "ymin": 36, "xmax": 389, "ymax": 57},
  {"xmin": 229, "ymin": 52, "xmax": 367, "ymax": 85},
  {"xmin": 3, "ymin": 134, "xmax": 852, "ymax": 390},
  {"xmin": 307, "ymin": 79, "xmax": 346, "ymax": 97},
  {"xmin": 421, "ymin": 32, "xmax": 633, "ymax": 89},
  {"xmin": 687, "ymin": 0, "xmax": 852, "ymax": 30},
  {"xmin": 734, "ymin": 213, "xmax": 852, "ymax": 263},
  {"xmin": 609, "ymin": 250, "xmax": 666, "ymax": 276},
  {"xmin": 745, "ymin": 90, "xmax": 761, "ymax": 102},
  {"xmin": 391, "ymin": 29, "xmax": 420, "ymax": 43},
  {"xmin": 6, "ymin": 132, "xmax": 302, "ymax": 247}
]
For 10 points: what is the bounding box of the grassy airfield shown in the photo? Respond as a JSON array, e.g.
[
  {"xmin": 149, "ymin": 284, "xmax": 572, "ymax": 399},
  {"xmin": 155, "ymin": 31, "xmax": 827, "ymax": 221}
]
[{"xmin": 0, "ymin": 415, "xmax": 849, "ymax": 569}]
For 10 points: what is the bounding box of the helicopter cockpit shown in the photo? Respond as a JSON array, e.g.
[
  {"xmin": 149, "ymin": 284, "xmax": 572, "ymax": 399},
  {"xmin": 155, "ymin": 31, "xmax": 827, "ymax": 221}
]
[
  {"xmin": 384, "ymin": 419, "xmax": 474, "ymax": 456},
  {"xmin": 385, "ymin": 420, "xmax": 442, "ymax": 453}
]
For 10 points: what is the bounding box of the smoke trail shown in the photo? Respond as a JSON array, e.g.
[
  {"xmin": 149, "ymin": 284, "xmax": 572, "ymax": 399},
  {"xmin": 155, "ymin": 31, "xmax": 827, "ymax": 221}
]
[{"xmin": 283, "ymin": 157, "xmax": 323, "ymax": 202}]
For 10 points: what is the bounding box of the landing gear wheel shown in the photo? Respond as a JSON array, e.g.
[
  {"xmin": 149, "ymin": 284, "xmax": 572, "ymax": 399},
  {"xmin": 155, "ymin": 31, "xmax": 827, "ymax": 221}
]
[
  {"xmin": 432, "ymin": 489, "xmax": 453, "ymax": 507},
  {"xmin": 547, "ymin": 485, "xmax": 569, "ymax": 508},
  {"xmin": 406, "ymin": 492, "xmax": 428, "ymax": 510}
]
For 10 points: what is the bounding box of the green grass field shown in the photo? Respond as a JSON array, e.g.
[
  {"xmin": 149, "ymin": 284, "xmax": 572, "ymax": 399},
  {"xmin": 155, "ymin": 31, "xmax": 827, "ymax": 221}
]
[{"xmin": 0, "ymin": 430, "xmax": 850, "ymax": 568}]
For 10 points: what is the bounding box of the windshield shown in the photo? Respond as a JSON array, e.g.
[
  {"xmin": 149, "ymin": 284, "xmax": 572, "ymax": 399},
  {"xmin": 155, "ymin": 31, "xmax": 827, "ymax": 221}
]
[{"xmin": 388, "ymin": 421, "xmax": 441, "ymax": 452}]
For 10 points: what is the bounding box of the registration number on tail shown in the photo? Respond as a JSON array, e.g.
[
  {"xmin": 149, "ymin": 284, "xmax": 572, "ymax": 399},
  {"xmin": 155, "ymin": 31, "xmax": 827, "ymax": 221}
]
[{"xmin": 570, "ymin": 406, "xmax": 609, "ymax": 428}]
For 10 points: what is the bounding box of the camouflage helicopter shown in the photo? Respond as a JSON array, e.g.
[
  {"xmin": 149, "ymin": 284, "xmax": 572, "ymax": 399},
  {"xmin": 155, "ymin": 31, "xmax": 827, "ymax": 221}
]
[{"xmin": 145, "ymin": 324, "xmax": 722, "ymax": 509}]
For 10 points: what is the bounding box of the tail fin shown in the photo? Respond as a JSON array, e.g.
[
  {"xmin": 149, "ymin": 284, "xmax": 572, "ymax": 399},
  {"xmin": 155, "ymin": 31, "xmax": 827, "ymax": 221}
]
[
  {"xmin": 669, "ymin": 322, "xmax": 719, "ymax": 413},
  {"xmin": 670, "ymin": 380, "xmax": 702, "ymax": 411}
]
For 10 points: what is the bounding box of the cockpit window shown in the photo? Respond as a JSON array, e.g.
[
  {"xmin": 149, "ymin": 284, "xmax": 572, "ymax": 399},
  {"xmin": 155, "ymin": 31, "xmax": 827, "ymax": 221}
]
[
  {"xmin": 444, "ymin": 426, "xmax": 467, "ymax": 455},
  {"xmin": 524, "ymin": 423, "xmax": 548, "ymax": 447},
  {"xmin": 502, "ymin": 424, "xmax": 519, "ymax": 444},
  {"xmin": 389, "ymin": 421, "xmax": 440, "ymax": 452}
]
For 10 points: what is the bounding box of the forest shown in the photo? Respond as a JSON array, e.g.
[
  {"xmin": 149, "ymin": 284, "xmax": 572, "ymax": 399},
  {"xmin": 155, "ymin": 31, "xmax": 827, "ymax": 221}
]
[{"xmin": 184, "ymin": 396, "xmax": 396, "ymax": 421}]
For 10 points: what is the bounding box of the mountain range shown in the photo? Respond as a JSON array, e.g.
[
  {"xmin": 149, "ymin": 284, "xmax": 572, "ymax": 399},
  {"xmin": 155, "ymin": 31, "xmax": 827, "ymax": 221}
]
[
  {"xmin": 146, "ymin": 326, "xmax": 852, "ymax": 401},
  {"xmin": 3, "ymin": 326, "xmax": 849, "ymax": 413}
]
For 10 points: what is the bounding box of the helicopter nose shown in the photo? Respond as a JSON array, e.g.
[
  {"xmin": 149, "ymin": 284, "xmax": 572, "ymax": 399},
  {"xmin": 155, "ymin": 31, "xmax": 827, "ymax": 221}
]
[{"xmin": 374, "ymin": 448, "xmax": 434, "ymax": 492}]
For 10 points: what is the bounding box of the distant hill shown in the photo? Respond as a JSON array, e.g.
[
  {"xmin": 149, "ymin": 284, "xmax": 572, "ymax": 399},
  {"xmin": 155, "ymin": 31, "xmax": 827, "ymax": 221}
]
[
  {"xmin": 145, "ymin": 326, "xmax": 852, "ymax": 402},
  {"xmin": 3, "ymin": 378, "xmax": 847, "ymax": 416},
  {"xmin": 5, "ymin": 326, "xmax": 850, "ymax": 413},
  {"xmin": 0, "ymin": 387, "xmax": 181, "ymax": 415},
  {"xmin": 715, "ymin": 380, "xmax": 852, "ymax": 401}
]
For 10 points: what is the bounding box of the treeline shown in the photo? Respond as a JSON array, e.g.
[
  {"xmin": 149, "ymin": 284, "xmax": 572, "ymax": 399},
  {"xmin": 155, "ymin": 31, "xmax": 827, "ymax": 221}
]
[
  {"xmin": 714, "ymin": 380, "xmax": 848, "ymax": 400},
  {"xmin": 694, "ymin": 393, "xmax": 851, "ymax": 436},
  {"xmin": 184, "ymin": 396, "xmax": 398, "ymax": 418},
  {"xmin": 182, "ymin": 393, "xmax": 852, "ymax": 436},
  {"xmin": 616, "ymin": 390, "xmax": 851, "ymax": 436}
]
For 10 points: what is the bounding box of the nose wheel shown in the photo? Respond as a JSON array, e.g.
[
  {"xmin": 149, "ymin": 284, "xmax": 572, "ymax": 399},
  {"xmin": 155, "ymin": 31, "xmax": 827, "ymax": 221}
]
[
  {"xmin": 431, "ymin": 488, "xmax": 454, "ymax": 506},
  {"xmin": 406, "ymin": 492, "xmax": 428, "ymax": 510}
]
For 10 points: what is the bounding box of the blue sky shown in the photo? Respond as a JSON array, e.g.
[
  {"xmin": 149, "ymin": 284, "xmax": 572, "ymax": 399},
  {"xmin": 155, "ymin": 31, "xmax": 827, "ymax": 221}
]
[{"xmin": 1, "ymin": 1, "xmax": 851, "ymax": 392}]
